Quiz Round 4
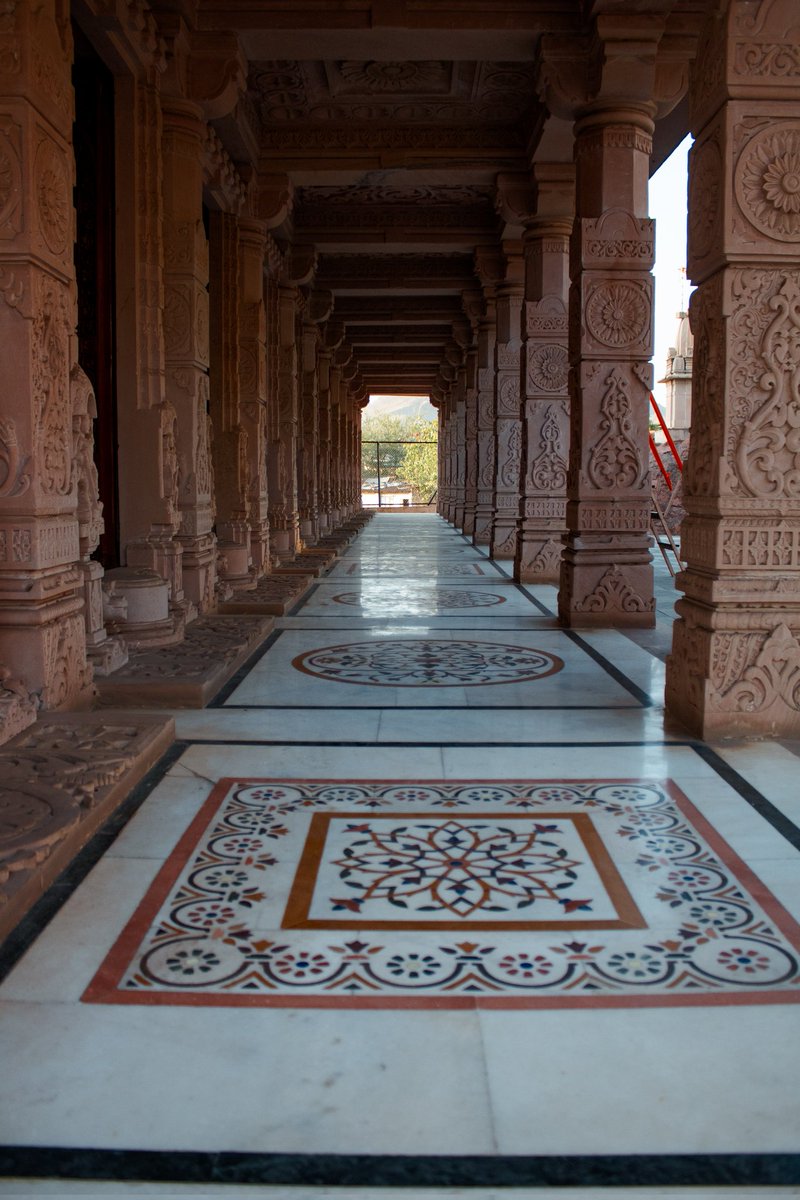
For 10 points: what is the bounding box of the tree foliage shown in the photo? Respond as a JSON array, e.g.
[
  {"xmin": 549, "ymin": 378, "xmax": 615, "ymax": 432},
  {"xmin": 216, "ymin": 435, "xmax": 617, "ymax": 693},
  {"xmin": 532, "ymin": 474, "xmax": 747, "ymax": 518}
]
[{"xmin": 360, "ymin": 414, "xmax": 438, "ymax": 502}]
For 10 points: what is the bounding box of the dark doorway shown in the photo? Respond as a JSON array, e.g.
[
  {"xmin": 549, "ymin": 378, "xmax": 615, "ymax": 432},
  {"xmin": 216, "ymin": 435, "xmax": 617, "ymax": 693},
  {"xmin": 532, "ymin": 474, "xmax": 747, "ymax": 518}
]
[{"xmin": 72, "ymin": 23, "xmax": 119, "ymax": 568}]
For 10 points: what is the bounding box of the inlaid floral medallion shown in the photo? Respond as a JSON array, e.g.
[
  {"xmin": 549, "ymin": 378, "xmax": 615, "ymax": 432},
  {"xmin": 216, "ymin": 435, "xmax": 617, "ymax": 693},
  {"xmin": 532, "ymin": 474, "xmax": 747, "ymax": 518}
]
[
  {"xmin": 343, "ymin": 562, "xmax": 492, "ymax": 576},
  {"xmin": 85, "ymin": 779, "xmax": 800, "ymax": 1009},
  {"xmin": 331, "ymin": 589, "xmax": 506, "ymax": 609},
  {"xmin": 291, "ymin": 640, "xmax": 563, "ymax": 686}
]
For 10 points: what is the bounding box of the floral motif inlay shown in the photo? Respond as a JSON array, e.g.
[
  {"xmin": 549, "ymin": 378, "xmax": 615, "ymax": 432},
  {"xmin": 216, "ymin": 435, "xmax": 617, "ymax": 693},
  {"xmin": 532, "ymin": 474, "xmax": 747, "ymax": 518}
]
[
  {"xmin": 292, "ymin": 639, "xmax": 563, "ymax": 687},
  {"xmin": 84, "ymin": 778, "xmax": 800, "ymax": 1007}
]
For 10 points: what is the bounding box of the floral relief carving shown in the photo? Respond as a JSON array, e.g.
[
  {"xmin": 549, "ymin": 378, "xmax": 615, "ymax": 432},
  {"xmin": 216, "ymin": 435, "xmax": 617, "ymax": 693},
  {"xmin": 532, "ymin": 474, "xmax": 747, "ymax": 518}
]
[
  {"xmin": 163, "ymin": 285, "xmax": 192, "ymax": 355},
  {"xmin": 42, "ymin": 615, "xmax": 91, "ymax": 708},
  {"xmin": 0, "ymin": 417, "xmax": 30, "ymax": 497},
  {"xmin": 337, "ymin": 61, "xmax": 450, "ymax": 93},
  {"xmin": 684, "ymin": 277, "xmax": 724, "ymax": 498},
  {"xmin": 527, "ymin": 343, "xmax": 568, "ymax": 394},
  {"xmin": 587, "ymin": 369, "xmax": 645, "ymax": 491},
  {"xmin": 529, "ymin": 540, "xmax": 562, "ymax": 577},
  {"xmin": 497, "ymin": 374, "xmax": 519, "ymax": 415},
  {"xmin": 71, "ymin": 364, "xmax": 103, "ymax": 560},
  {"xmin": 160, "ymin": 406, "xmax": 180, "ymax": 524},
  {"xmin": 585, "ymin": 281, "xmax": 650, "ymax": 349},
  {"xmin": 688, "ymin": 134, "xmax": 722, "ymax": 262},
  {"xmin": 575, "ymin": 566, "xmax": 654, "ymax": 615},
  {"xmin": 33, "ymin": 278, "xmax": 71, "ymax": 496},
  {"xmin": 735, "ymin": 276, "xmax": 800, "ymax": 497},
  {"xmin": 735, "ymin": 42, "xmax": 800, "ymax": 77},
  {"xmin": 0, "ymin": 122, "xmax": 21, "ymax": 237},
  {"xmin": 35, "ymin": 138, "xmax": 69, "ymax": 256},
  {"xmin": 735, "ymin": 123, "xmax": 800, "ymax": 241},
  {"xmin": 498, "ymin": 423, "xmax": 521, "ymax": 488},
  {"xmin": 531, "ymin": 405, "xmax": 568, "ymax": 492},
  {"xmin": 196, "ymin": 385, "xmax": 214, "ymax": 503},
  {"xmin": 718, "ymin": 624, "xmax": 800, "ymax": 718}
]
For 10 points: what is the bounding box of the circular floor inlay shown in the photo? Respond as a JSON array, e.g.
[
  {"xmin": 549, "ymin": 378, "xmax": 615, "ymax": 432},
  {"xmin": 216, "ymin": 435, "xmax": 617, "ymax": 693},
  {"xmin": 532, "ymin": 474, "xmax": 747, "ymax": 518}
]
[
  {"xmin": 291, "ymin": 639, "xmax": 564, "ymax": 687},
  {"xmin": 331, "ymin": 589, "xmax": 506, "ymax": 609}
]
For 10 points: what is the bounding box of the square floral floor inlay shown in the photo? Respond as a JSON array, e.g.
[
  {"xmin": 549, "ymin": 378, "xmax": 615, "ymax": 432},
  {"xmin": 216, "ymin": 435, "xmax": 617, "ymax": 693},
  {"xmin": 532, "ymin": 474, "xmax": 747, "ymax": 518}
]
[{"xmin": 84, "ymin": 779, "xmax": 800, "ymax": 1010}]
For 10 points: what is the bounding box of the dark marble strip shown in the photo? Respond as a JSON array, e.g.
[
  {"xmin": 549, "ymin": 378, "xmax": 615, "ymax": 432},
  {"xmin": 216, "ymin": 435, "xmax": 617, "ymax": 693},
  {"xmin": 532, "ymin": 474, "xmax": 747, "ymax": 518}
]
[
  {"xmin": 562, "ymin": 629, "xmax": 655, "ymax": 707},
  {"xmin": 0, "ymin": 741, "xmax": 188, "ymax": 983},
  {"xmin": 0, "ymin": 1147, "xmax": 797, "ymax": 1187},
  {"xmin": 693, "ymin": 742, "xmax": 800, "ymax": 851},
  {"xmin": 208, "ymin": 629, "xmax": 284, "ymax": 707}
]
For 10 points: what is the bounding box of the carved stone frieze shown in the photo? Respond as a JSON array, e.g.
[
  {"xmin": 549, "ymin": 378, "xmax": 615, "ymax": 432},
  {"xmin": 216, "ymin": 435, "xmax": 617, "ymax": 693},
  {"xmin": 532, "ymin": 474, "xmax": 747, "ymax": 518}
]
[
  {"xmin": 575, "ymin": 565, "xmax": 655, "ymax": 615},
  {"xmin": 586, "ymin": 368, "xmax": 647, "ymax": 491}
]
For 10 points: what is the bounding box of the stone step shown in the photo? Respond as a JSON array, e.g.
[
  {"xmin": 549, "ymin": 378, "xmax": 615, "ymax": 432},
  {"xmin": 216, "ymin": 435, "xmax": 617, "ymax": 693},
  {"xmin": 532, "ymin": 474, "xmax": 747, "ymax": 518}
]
[
  {"xmin": 96, "ymin": 615, "xmax": 274, "ymax": 708},
  {"xmin": 0, "ymin": 711, "xmax": 174, "ymax": 943}
]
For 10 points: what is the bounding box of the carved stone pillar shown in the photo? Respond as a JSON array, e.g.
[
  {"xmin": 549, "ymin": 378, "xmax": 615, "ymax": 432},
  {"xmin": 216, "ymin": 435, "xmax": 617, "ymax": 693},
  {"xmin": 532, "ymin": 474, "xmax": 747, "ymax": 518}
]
[
  {"xmin": 453, "ymin": 364, "xmax": 468, "ymax": 527},
  {"xmin": 161, "ymin": 102, "xmax": 216, "ymax": 611},
  {"xmin": 117, "ymin": 73, "xmax": 186, "ymax": 625},
  {"xmin": 490, "ymin": 246, "xmax": 525, "ymax": 559},
  {"xmin": 267, "ymin": 283, "xmax": 300, "ymax": 556},
  {"xmin": 558, "ymin": 108, "xmax": 656, "ymax": 626},
  {"xmin": 237, "ymin": 218, "xmax": 269, "ymax": 576},
  {"xmin": 0, "ymin": 3, "xmax": 92, "ymax": 712},
  {"xmin": 298, "ymin": 318, "xmax": 320, "ymax": 542},
  {"xmin": 328, "ymin": 366, "xmax": 343, "ymax": 527},
  {"xmin": 665, "ymin": 0, "xmax": 800, "ymax": 737},
  {"xmin": 472, "ymin": 290, "xmax": 498, "ymax": 545},
  {"xmin": 209, "ymin": 209, "xmax": 251, "ymax": 587},
  {"xmin": 440, "ymin": 390, "xmax": 455, "ymax": 522},
  {"xmin": 516, "ymin": 166, "xmax": 574, "ymax": 582}
]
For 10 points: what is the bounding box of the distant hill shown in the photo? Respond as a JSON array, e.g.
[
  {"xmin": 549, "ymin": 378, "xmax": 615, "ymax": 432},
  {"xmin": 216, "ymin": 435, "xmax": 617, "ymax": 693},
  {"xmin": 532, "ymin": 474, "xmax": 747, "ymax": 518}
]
[{"xmin": 364, "ymin": 394, "xmax": 438, "ymax": 421}]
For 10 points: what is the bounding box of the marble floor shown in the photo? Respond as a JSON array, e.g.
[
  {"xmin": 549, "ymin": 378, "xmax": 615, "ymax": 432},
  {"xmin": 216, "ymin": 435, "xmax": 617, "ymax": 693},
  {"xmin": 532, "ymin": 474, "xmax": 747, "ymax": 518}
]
[{"xmin": 1, "ymin": 514, "xmax": 799, "ymax": 1195}]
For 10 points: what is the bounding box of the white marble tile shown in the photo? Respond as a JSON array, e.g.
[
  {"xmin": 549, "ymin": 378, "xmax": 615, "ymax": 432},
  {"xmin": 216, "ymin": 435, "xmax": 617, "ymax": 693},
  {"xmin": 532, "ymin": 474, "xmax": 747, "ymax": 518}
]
[
  {"xmin": 107, "ymin": 774, "xmax": 213, "ymax": 859},
  {"xmin": 0, "ymin": 1003, "xmax": 492, "ymax": 1155},
  {"xmin": 175, "ymin": 742, "xmax": 447, "ymax": 781},
  {"xmin": 174, "ymin": 707, "xmax": 383, "ymax": 744},
  {"xmin": 480, "ymin": 1005, "xmax": 800, "ymax": 1155},
  {"xmin": 0, "ymin": 856, "xmax": 162, "ymax": 1004}
]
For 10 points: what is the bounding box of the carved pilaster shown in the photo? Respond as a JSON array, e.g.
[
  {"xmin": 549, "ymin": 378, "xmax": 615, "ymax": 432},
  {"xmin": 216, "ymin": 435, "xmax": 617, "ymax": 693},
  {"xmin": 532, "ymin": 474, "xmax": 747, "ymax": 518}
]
[
  {"xmin": 161, "ymin": 103, "xmax": 216, "ymax": 612},
  {"xmin": 238, "ymin": 218, "xmax": 269, "ymax": 574},
  {"xmin": 516, "ymin": 165, "xmax": 574, "ymax": 583},
  {"xmin": 666, "ymin": 0, "xmax": 800, "ymax": 737},
  {"xmin": 0, "ymin": 1, "xmax": 92, "ymax": 711},
  {"xmin": 472, "ymin": 263, "xmax": 499, "ymax": 545},
  {"xmin": 558, "ymin": 111, "xmax": 657, "ymax": 627},
  {"xmin": 270, "ymin": 283, "xmax": 302, "ymax": 555},
  {"xmin": 490, "ymin": 245, "xmax": 525, "ymax": 559},
  {"xmin": 452, "ymin": 364, "xmax": 468, "ymax": 528},
  {"xmin": 209, "ymin": 209, "xmax": 250, "ymax": 586}
]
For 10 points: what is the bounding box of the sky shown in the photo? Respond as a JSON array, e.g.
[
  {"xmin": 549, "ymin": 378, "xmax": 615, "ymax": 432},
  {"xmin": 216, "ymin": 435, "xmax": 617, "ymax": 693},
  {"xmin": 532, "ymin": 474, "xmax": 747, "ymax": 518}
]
[
  {"xmin": 650, "ymin": 134, "xmax": 693, "ymax": 411},
  {"xmin": 367, "ymin": 134, "xmax": 693, "ymax": 421}
]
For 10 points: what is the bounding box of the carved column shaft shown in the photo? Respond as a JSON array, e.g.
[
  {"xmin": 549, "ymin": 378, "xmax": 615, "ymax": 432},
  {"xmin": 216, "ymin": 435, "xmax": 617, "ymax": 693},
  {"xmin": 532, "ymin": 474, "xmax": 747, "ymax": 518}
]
[
  {"xmin": 665, "ymin": 0, "xmax": 800, "ymax": 737},
  {"xmin": 461, "ymin": 348, "xmax": 479, "ymax": 534},
  {"xmin": 238, "ymin": 218, "xmax": 269, "ymax": 575},
  {"xmin": 0, "ymin": 2, "xmax": 91, "ymax": 711},
  {"xmin": 298, "ymin": 320, "xmax": 320, "ymax": 541},
  {"xmin": 209, "ymin": 209, "xmax": 251, "ymax": 584},
  {"xmin": 453, "ymin": 366, "xmax": 468, "ymax": 527},
  {"xmin": 490, "ymin": 250, "xmax": 525, "ymax": 559},
  {"xmin": 441, "ymin": 391, "xmax": 455, "ymax": 521},
  {"xmin": 559, "ymin": 109, "xmax": 656, "ymax": 627},
  {"xmin": 329, "ymin": 368, "xmax": 342, "ymax": 525},
  {"xmin": 516, "ymin": 187, "xmax": 573, "ymax": 583},
  {"xmin": 161, "ymin": 102, "xmax": 215, "ymax": 612},
  {"xmin": 269, "ymin": 284, "xmax": 301, "ymax": 555},
  {"xmin": 472, "ymin": 304, "xmax": 497, "ymax": 545},
  {"xmin": 317, "ymin": 349, "xmax": 333, "ymax": 531},
  {"xmin": 117, "ymin": 74, "xmax": 185, "ymax": 608}
]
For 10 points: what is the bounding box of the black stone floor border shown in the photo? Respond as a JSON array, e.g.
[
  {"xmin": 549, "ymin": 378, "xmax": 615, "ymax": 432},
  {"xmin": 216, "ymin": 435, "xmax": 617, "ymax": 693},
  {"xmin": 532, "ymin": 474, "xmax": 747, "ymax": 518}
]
[
  {"xmin": 562, "ymin": 629, "xmax": 654, "ymax": 707},
  {"xmin": 693, "ymin": 742, "xmax": 800, "ymax": 852},
  {"xmin": 0, "ymin": 1146, "xmax": 797, "ymax": 1187},
  {"xmin": 0, "ymin": 740, "xmax": 187, "ymax": 985},
  {"xmin": 286, "ymin": 584, "xmax": 319, "ymax": 616},
  {"xmin": 208, "ymin": 629, "xmax": 284, "ymax": 707}
]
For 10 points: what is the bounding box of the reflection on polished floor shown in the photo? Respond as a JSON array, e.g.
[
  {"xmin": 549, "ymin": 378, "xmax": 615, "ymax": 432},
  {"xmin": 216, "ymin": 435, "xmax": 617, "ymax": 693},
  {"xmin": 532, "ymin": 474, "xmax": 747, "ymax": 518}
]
[{"xmin": 1, "ymin": 514, "xmax": 799, "ymax": 1195}]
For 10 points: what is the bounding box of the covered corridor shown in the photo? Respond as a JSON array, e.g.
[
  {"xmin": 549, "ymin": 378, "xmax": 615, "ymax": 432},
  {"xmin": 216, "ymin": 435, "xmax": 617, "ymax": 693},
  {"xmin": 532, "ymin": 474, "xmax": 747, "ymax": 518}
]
[{"xmin": 1, "ymin": 514, "xmax": 799, "ymax": 1193}]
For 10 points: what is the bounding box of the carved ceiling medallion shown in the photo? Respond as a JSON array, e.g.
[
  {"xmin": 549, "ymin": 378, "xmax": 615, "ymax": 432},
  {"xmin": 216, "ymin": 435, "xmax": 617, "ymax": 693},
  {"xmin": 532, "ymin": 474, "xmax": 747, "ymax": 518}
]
[{"xmin": 336, "ymin": 61, "xmax": 450, "ymax": 94}]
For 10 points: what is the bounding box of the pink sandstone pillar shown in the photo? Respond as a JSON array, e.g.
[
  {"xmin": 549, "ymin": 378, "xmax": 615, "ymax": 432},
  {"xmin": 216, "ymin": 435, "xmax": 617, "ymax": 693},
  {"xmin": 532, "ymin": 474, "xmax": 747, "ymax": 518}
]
[
  {"xmin": 209, "ymin": 209, "xmax": 252, "ymax": 587},
  {"xmin": 238, "ymin": 217, "xmax": 270, "ymax": 576},
  {"xmin": 490, "ymin": 246, "xmax": 525, "ymax": 559},
  {"xmin": 472, "ymin": 265, "xmax": 499, "ymax": 545},
  {"xmin": 0, "ymin": 3, "xmax": 91, "ymax": 712},
  {"xmin": 666, "ymin": 0, "xmax": 800, "ymax": 736},
  {"xmin": 516, "ymin": 165, "xmax": 574, "ymax": 582},
  {"xmin": 161, "ymin": 101, "xmax": 217, "ymax": 611}
]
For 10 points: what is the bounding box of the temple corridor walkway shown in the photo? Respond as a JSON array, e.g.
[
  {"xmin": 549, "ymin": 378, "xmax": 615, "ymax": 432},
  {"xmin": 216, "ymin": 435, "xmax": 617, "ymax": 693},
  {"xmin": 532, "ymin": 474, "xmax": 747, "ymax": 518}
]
[{"xmin": 1, "ymin": 513, "xmax": 799, "ymax": 1196}]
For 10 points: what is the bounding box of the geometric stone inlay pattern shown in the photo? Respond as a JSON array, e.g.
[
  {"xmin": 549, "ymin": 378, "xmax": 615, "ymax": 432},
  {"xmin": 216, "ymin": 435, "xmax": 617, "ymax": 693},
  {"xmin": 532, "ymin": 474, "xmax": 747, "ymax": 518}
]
[
  {"xmin": 331, "ymin": 589, "xmax": 507, "ymax": 609},
  {"xmin": 291, "ymin": 640, "xmax": 564, "ymax": 687},
  {"xmin": 84, "ymin": 779, "xmax": 800, "ymax": 1009}
]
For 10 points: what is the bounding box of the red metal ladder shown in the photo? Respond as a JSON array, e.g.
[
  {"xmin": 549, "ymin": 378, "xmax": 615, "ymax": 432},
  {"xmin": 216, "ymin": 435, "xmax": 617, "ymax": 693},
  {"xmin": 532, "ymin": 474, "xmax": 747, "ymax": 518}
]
[{"xmin": 649, "ymin": 393, "xmax": 684, "ymax": 577}]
